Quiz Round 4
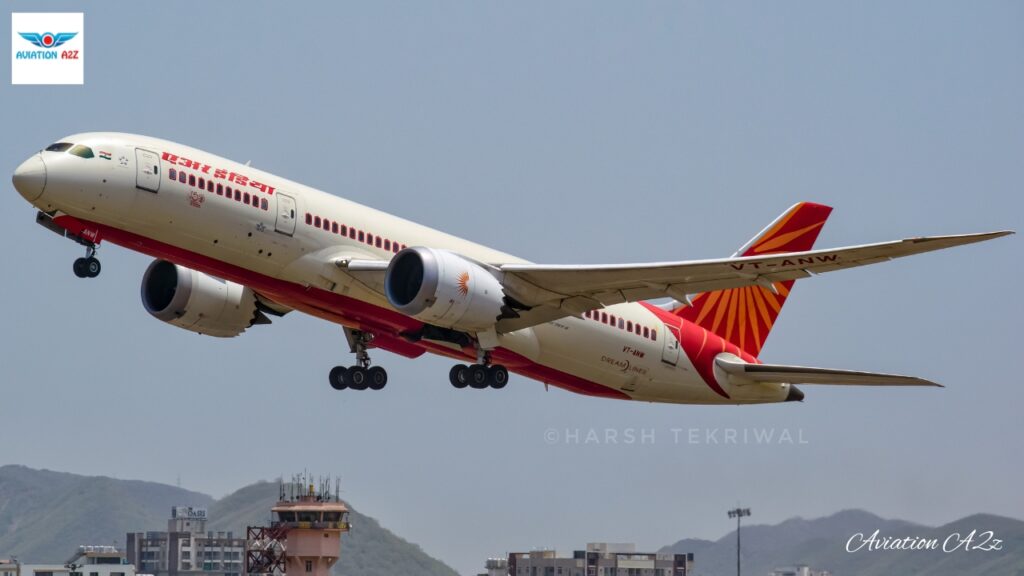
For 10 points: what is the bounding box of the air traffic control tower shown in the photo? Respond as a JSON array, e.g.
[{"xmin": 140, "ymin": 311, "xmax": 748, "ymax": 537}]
[{"xmin": 246, "ymin": 475, "xmax": 350, "ymax": 576}]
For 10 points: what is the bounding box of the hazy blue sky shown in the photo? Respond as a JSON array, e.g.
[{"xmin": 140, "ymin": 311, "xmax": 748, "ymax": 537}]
[{"xmin": 2, "ymin": 2, "xmax": 1021, "ymax": 574}]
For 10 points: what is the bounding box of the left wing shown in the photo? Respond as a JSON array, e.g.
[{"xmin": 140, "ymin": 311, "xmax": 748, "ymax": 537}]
[{"xmin": 495, "ymin": 231, "xmax": 1011, "ymax": 331}]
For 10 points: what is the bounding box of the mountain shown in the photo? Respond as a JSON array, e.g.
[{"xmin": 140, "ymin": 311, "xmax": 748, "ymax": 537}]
[
  {"xmin": 0, "ymin": 466, "xmax": 457, "ymax": 576},
  {"xmin": 661, "ymin": 509, "xmax": 1024, "ymax": 576},
  {"xmin": 0, "ymin": 465, "xmax": 212, "ymax": 561}
]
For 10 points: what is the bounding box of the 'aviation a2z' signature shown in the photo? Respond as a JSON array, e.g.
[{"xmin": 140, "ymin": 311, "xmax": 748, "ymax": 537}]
[{"xmin": 11, "ymin": 133, "xmax": 1013, "ymax": 404}]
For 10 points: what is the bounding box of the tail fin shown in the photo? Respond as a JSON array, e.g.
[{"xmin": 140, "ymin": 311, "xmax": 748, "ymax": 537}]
[{"xmin": 672, "ymin": 202, "xmax": 833, "ymax": 356}]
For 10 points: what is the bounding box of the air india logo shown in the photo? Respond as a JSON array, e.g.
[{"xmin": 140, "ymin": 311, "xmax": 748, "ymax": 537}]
[{"xmin": 456, "ymin": 271, "xmax": 470, "ymax": 297}]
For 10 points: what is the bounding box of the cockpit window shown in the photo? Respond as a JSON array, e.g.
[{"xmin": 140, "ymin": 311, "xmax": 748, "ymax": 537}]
[
  {"xmin": 68, "ymin": 145, "xmax": 95, "ymax": 159},
  {"xmin": 45, "ymin": 142, "xmax": 73, "ymax": 152}
]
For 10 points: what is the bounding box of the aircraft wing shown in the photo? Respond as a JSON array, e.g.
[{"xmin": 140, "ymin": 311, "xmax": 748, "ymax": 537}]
[
  {"xmin": 494, "ymin": 231, "xmax": 1011, "ymax": 332},
  {"xmin": 714, "ymin": 355, "xmax": 941, "ymax": 387}
]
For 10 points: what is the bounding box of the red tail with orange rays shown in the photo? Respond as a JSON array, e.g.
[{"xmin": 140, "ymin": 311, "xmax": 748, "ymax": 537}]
[{"xmin": 671, "ymin": 202, "xmax": 833, "ymax": 356}]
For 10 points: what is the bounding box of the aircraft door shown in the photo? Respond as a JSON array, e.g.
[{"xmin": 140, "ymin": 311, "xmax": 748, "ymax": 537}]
[
  {"xmin": 661, "ymin": 323, "xmax": 681, "ymax": 366},
  {"xmin": 135, "ymin": 148, "xmax": 160, "ymax": 192},
  {"xmin": 275, "ymin": 193, "xmax": 297, "ymax": 236}
]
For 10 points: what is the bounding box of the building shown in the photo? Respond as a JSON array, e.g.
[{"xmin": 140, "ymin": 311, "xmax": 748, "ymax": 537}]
[
  {"xmin": 770, "ymin": 566, "xmax": 831, "ymax": 576},
  {"xmin": 0, "ymin": 562, "xmax": 69, "ymax": 576},
  {"xmin": 66, "ymin": 546, "xmax": 135, "ymax": 576},
  {"xmin": 477, "ymin": 558, "xmax": 508, "ymax": 576},
  {"xmin": 1, "ymin": 547, "xmax": 133, "ymax": 576},
  {"xmin": 503, "ymin": 543, "xmax": 694, "ymax": 576},
  {"xmin": 126, "ymin": 507, "xmax": 245, "ymax": 576}
]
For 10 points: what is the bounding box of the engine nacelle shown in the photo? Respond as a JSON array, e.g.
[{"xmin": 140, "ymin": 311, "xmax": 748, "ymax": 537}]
[
  {"xmin": 141, "ymin": 259, "xmax": 265, "ymax": 338},
  {"xmin": 384, "ymin": 247, "xmax": 505, "ymax": 331}
]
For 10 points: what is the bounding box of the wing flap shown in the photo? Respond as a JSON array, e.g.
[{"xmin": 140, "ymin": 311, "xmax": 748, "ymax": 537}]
[{"xmin": 715, "ymin": 355, "xmax": 942, "ymax": 387}]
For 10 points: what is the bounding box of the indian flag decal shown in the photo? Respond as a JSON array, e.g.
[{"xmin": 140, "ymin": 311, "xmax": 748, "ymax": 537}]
[{"xmin": 98, "ymin": 150, "xmax": 112, "ymax": 160}]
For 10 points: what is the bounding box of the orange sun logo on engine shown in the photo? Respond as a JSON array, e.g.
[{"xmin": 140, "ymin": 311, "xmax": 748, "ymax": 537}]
[{"xmin": 456, "ymin": 271, "xmax": 470, "ymax": 297}]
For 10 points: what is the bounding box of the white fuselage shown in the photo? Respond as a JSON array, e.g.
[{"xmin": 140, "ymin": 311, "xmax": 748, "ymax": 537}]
[{"xmin": 15, "ymin": 132, "xmax": 790, "ymax": 405}]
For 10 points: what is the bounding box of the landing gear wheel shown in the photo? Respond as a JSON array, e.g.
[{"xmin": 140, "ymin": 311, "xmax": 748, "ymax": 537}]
[
  {"xmin": 468, "ymin": 364, "xmax": 489, "ymax": 389},
  {"xmin": 348, "ymin": 367, "xmax": 368, "ymax": 390},
  {"xmin": 488, "ymin": 365, "xmax": 509, "ymax": 389},
  {"xmin": 449, "ymin": 364, "xmax": 469, "ymax": 389},
  {"xmin": 367, "ymin": 366, "xmax": 388, "ymax": 390},
  {"xmin": 329, "ymin": 366, "xmax": 349, "ymax": 390},
  {"xmin": 73, "ymin": 258, "xmax": 89, "ymax": 278},
  {"xmin": 84, "ymin": 257, "xmax": 101, "ymax": 278}
]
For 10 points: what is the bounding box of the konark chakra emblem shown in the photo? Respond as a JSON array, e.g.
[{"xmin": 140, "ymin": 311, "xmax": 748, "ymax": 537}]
[{"xmin": 456, "ymin": 271, "xmax": 470, "ymax": 297}]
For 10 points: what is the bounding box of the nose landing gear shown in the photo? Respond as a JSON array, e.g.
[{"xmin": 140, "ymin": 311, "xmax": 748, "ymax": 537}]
[{"xmin": 73, "ymin": 246, "xmax": 101, "ymax": 278}]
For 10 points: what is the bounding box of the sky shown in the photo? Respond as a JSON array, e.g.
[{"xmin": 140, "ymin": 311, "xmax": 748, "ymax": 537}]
[{"xmin": 1, "ymin": 2, "xmax": 1022, "ymax": 575}]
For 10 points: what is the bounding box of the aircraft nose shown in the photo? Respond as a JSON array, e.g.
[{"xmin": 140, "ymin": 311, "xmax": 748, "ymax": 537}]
[{"xmin": 13, "ymin": 154, "xmax": 46, "ymax": 202}]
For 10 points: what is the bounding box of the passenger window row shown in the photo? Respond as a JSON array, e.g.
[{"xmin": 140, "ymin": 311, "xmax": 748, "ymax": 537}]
[
  {"xmin": 304, "ymin": 212, "xmax": 406, "ymax": 254},
  {"xmin": 584, "ymin": 309, "xmax": 657, "ymax": 341},
  {"xmin": 168, "ymin": 168, "xmax": 269, "ymax": 211}
]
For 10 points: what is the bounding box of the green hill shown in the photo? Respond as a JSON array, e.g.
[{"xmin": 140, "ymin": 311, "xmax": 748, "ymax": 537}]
[{"xmin": 0, "ymin": 466, "xmax": 457, "ymax": 576}]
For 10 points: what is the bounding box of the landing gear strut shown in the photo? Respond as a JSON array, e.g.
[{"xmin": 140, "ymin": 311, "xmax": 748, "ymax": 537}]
[
  {"xmin": 449, "ymin": 349, "xmax": 508, "ymax": 390},
  {"xmin": 329, "ymin": 328, "xmax": 388, "ymax": 391},
  {"xmin": 73, "ymin": 245, "xmax": 101, "ymax": 278}
]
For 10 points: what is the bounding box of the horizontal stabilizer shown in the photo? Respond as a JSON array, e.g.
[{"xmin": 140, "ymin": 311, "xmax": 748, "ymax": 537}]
[{"xmin": 715, "ymin": 355, "xmax": 942, "ymax": 387}]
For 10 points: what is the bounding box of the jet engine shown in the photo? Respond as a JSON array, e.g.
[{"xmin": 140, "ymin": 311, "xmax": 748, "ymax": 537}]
[
  {"xmin": 384, "ymin": 247, "xmax": 506, "ymax": 331},
  {"xmin": 141, "ymin": 259, "xmax": 268, "ymax": 337}
]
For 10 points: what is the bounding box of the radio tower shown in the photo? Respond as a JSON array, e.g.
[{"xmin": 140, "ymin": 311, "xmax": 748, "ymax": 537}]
[{"xmin": 246, "ymin": 474, "xmax": 350, "ymax": 576}]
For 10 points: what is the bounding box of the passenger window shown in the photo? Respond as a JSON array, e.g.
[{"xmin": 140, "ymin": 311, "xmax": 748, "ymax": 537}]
[
  {"xmin": 315, "ymin": 216, "xmax": 321, "ymax": 227},
  {"xmin": 207, "ymin": 180, "xmax": 214, "ymax": 193},
  {"xmin": 216, "ymin": 183, "xmax": 223, "ymax": 195},
  {"xmin": 199, "ymin": 177, "xmax": 205, "ymax": 189},
  {"xmin": 340, "ymin": 225, "xmax": 347, "ymax": 235},
  {"xmin": 244, "ymin": 192, "xmax": 250, "ymax": 204},
  {"xmin": 189, "ymin": 174, "xmax": 196, "ymax": 186},
  {"xmin": 45, "ymin": 142, "xmax": 73, "ymax": 152},
  {"xmin": 235, "ymin": 190, "xmax": 241, "ymax": 201},
  {"xmin": 323, "ymin": 219, "xmax": 330, "ymax": 231},
  {"xmin": 618, "ymin": 318, "xmax": 624, "ymax": 329},
  {"xmin": 358, "ymin": 231, "xmax": 364, "ymax": 242},
  {"xmin": 652, "ymin": 330, "xmax": 657, "ymax": 341},
  {"xmin": 253, "ymin": 196, "xmax": 259, "ymax": 207},
  {"xmin": 643, "ymin": 327, "xmax": 650, "ymax": 338},
  {"xmin": 392, "ymin": 244, "xmax": 399, "ymax": 253},
  {"xmin": 349, "ymin": 228, "xmax": 356, "ymax": 239},
  {"xmin": 305, "ymin": 214, "xmax": 312, "ymax": 225},
  {"xmin": 332, "ymin": 222, "xmax": 339, "ymax": 234},
  {"xmin": 600, "ymin": 313, "xmax": 608, "ymax": 324},
  {"xmin": 367, "ymin": 233, "xmax": 374, "ymax": 245},
  {"xmin": 375, "ymin": 237, "xmax": 382, "ymax": 248},
  {"xmin": 178, "ymin": 171, "xmax": 186, "ymax": 183},
  {"xmin": 627, "ymin": 321, "xmax": 633, "ymax": 331},
  {"xmin": 169, "ymin": 168, "xmax": 177, "ymax": 180},
  {"xmin": 261, "ymin": 198, "xmax": 268, "ymax": 210},
  {"xmin": 384, "ymin": 239, "xmax": 391, "ymax": 250},
  {"xmin": 69, "ymin": 145, "xmax": 94, "ymax": 158}
]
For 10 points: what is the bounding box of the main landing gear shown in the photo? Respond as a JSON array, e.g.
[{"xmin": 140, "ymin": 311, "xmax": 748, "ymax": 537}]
[
  {"xmin": 449, "ymin": 349, "xmax": 509, "ymax": 390},
  {"xmin": 329, "ymin": 328, "xmax": 388, "ymax": 391},
  {"xmin": 73, "ymin": 245, "xmax": 101, "ymax": 278}
]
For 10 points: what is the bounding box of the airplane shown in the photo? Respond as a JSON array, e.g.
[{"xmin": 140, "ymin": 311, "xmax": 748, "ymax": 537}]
[{"xmin": 11, "ymin": 133, "xmax": 1012, "ymax": 404}]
